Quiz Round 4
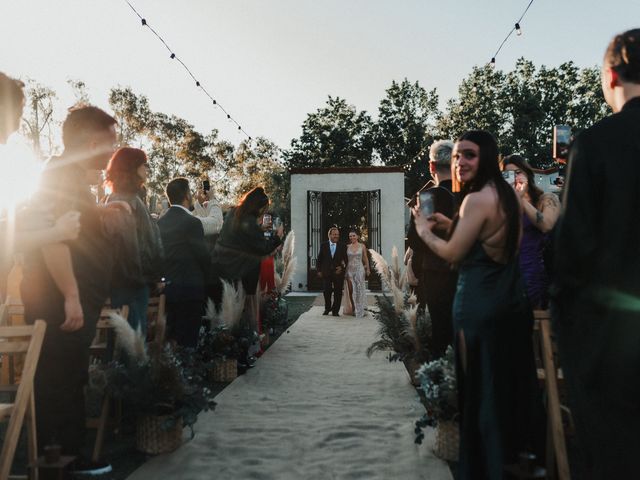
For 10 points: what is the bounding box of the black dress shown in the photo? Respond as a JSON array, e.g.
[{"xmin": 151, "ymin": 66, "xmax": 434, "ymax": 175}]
[{"xmin": 453, "ymin": 241, "xmax": 541, "ymax": 479}]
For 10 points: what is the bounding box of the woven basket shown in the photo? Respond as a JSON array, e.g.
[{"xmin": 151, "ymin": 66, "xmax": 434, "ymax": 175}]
[
  {"xmin": 136, "ymin": 414, "xmax": 183, "ymax": 455},
  {"xmin": 210, "ymin": 357, "xmax": 237, "ymax": 383},
  {"xmin": 434, "ymin": 420, "xmax": 460, "ymax": 461}
]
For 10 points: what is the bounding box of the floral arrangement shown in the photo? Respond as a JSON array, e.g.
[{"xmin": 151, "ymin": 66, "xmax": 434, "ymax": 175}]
[
  {"xmin": 92, "ymin": 314, "xmax": 216, "ymax": 433},
  {"xmin": 414, "ymin": 346, "xmax": 458, "ymax": 444},
  {"xmin": 261, "ymin": 289, "xmax": 289, "ymax": 331},
  {"xmin": 366, "ymin": 247, "xmax": 434, "ymax": 365}
]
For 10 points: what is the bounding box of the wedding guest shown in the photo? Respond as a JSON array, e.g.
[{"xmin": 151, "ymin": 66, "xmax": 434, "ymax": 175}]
[
  {"xmin": 158, "ymin": 177, "xmax": 210, "ymax": 347},
  {"xmin": 20, "ymin": 105, "xmax": 121, "ymax": 474},
  {"xmin": 105, "ymin": 147, "xmax": 164, "ymax": 336},
  {"xmin": 342, "ymin": 229, "xmax": 370, "ymax": 318},
  {"xmin": 414, "ymin": 130, "xmax": 541, "ymax": 479},
  {"xmin": 552, "ymin": 28, "xmax": 640, "ymax": 478},
  {"xmin": 211, "ymin": 187, "xmax": 283, "ymax": 331},
  {"xmin": 407, "ymin": 140, "xmax": 457, "ymax": 357},
  {"xmin": 316, "ymin": 226, "xmax": 348, "ymax": 316},
  {"xmin": 503, "ymin": 154, "xmax": 559, "ymax": 309}
]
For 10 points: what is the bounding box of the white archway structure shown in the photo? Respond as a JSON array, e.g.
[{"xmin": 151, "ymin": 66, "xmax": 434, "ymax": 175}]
[{"xmin": 289, "ymin": 166, "xmax": 405, "ymax": 291}]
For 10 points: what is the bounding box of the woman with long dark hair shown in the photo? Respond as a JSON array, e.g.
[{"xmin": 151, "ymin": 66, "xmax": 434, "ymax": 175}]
[
  {"xmin": 503, "ymin": 154, "xmax": 560, "ymax": 308},
  {"xmin": 414, "ymin": 131, "xmax": 541, "ymax": 479},
  {"xmin": 212, "ymin": 187, "xmax": 283, "ymax": 331},
  {"xmin": 105, "ymin": 147, "xmax": 163, "ymax": 335}
]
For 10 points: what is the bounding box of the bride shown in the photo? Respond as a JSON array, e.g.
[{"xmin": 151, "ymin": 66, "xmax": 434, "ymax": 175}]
[{"xmin": 342, "ymin": 229, "xmax": 370, "ymax": 317}]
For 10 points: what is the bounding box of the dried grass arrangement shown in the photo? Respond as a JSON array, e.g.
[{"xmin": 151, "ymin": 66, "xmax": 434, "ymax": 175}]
[
  {"xmin": 274, "ymin": 231, "xmax": 297, "ymax": 295},
  {"xmin": 262, "ymin": 231, "xmax": 295, "ymax": 331},
  {"xmin": 93, "ymin": 313, "xmax": 216, "ymax": 435},
  {"xmin": 367, "ymin": 247, "xmax": 434, "ymax": 366}
]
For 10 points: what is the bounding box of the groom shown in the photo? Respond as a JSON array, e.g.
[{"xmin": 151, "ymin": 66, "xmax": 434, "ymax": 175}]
[{"xmin": 316, "ymin": 226, "xmax": 348, "ymax": 316}]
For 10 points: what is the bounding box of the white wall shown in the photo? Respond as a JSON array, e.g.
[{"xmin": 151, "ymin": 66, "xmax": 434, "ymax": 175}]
[{"xmin": 290, "ymin": 171, "xmax": 405, "ymax": 291}]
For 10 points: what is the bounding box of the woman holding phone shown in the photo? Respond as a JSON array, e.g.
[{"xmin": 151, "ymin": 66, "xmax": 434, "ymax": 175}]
[
  {"xmin": 413, "ymin": 131, "xmax": 541, "ymax": 479},
  {"xmin": 212, "ymin": 187, "xmax": 283, "ymax": 332},
  {"xmin": 503, "ymin": 154, "xmax": 560, "ymax": 308}
]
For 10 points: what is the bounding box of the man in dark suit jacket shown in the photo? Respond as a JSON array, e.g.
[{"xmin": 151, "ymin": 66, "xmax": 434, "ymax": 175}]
[
  {"xmin": 316, "ymin": 226, "xmax": 348, "ymax": 316},
  {"xmin": 158, "ymin": 177, "xmax": 210, "ymax": 347},
  {"xmin": 407, "ymin": 140, "xmax": 457, "ymax": 358},
  {"xmin": 552, "ymin": 29, "xmax": 640, "ymax": 478}
]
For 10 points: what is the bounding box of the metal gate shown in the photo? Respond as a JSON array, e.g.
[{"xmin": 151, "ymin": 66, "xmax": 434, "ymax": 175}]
[
  {"xmin": 366, "ymin": 190, "xmax": 382, "ymax": 291},
  {"xmin": 307, "ymin": 191, "xmax": 323, "ymax": 290},
  {"xmin": 306, "ymin": 189, "xmax": 382, "ymax": 291}
]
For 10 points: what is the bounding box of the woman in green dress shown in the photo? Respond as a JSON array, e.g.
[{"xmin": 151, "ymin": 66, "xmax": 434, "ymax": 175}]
[{"xmin": 414, "ymin": 130, "xmax": 541, "ymax": 479}]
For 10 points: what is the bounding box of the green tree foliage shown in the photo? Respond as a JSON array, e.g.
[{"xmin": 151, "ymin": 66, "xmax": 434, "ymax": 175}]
[
  {"xmin": 108, "ymin": 87, "xmax": 154, "ymax": 147},
  {"xmin": 230, "ymin": 138, "xmax": 289, "ymax": 220},
  {"xmin": 437, "ymin": 59, "xmax": 609, "ymax": 169},
  {"xmin": 375, "ymin": 79, "xmax": 440, "ymax": 194},
  {"xmin": 284, "ymin": 96, "xmax": 375, "ymax": 168},
  {"xmin": 21, "ymin": 79, "xmax": 58, "ymax": 158},
  {"xmin": 375, "ymin": 79, "xmax": 439, "ymax": 166}
]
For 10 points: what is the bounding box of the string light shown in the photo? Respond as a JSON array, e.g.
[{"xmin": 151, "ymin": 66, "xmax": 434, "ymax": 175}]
[
  {"xmin": 124, "ymin": 0, "xmax": 252, "ymax": 141},
  {"xmin": 488, "ymin": 0, "xmax": 535, "ymax": 67}
]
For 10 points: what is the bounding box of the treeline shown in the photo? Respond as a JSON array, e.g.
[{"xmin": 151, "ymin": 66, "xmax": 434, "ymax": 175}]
[{"xmin": 20, "ymin": 58, "xmax": 609, "ymax": 211}]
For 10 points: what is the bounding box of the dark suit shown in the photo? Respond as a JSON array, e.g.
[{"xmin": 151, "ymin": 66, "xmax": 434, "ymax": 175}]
[
  {"xmin": 407, "ymin": 179, "xmax": 457, "ymax": 357},
  {"xmin": 316, "ymin": 240, "xmax": 348, "ymax": 314},
  {"xmin": 158, "ymin": 206, "xmax": 210, "ymax": 347},
  {"xmin": 552, "ymin": 96, "xmax": 640, "ymax": 478}
]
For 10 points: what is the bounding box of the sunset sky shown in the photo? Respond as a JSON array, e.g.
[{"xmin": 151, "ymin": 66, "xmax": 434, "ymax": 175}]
[{"xmin": 2, "ymin": 0, "xmax": 639, "ymax": 148}]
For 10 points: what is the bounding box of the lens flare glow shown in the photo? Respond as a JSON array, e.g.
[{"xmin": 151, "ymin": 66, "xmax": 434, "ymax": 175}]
[{"xmin": 0, "ymin": 137, "xmax": 43, "ymax": 210}]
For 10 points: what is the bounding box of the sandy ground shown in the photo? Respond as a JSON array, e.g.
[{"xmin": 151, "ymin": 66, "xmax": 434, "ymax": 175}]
[{"xmin": 127, "ymin": 303, "xmax": 452, "ymax": 480}]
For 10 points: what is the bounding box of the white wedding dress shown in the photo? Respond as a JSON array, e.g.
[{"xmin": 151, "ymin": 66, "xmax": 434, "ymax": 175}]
[{"xmin": 344, "ymin": 244, "xmax": 366, "ymax": 317}]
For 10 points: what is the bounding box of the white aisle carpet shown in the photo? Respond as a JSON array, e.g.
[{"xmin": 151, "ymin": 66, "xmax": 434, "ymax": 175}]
[{"xmin": 127, "ymin": 305, "xmax": 453, "ymax": 480}]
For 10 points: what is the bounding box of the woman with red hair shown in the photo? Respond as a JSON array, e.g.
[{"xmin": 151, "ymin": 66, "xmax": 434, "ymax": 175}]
[{"xmin": 105, "ymin": 147, "xmax": 163, "ymax": 336}]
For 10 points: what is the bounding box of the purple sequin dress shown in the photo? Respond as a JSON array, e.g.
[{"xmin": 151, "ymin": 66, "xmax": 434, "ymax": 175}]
[{"xmin": 519, "ymin": 213, "xmax": 549, "ymax": 308}]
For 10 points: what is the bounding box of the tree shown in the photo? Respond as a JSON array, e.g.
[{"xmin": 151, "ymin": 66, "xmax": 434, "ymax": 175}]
[
  {"xmin": 21, "ymin": 79, "xmax": 58, "ymax": 158},
  {"xmin": 108, "ymin": 87, "xmax": 154, "ymax": 148},
  {"xmin": 284, "ymin": 96, "xmax": 375, "ymax": 168},
  {"xmin": 67, "ymin": 79, "xmax": 90, "ymax": 105},
  {"xmin": 437, "ymin": 59, "xmax": 609, "ymax": 169},
  {"xmin": 375, "ymin": 79, "xmax": 440, "ymax": 194}
]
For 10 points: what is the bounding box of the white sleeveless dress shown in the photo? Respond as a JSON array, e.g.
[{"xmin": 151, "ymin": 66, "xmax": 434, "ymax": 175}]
[{"xmin": 345, "ymin": 245, "xmax": 366, "ymax": 317}]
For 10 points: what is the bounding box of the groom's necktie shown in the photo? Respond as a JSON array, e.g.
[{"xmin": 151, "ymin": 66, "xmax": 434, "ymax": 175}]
[{"xmin": 330, "ymin": 242, "xmax": 336, "ymax": 258}]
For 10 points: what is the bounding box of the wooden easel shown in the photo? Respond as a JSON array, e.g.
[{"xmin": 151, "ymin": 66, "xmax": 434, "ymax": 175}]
[{"xmin": 533, "ymin": 310, "xmax": 570, "ymax": 480}]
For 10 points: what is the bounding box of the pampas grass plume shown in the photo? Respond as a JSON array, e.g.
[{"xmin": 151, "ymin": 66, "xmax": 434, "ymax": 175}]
[{"xmin": 108, "ymin": 312, "xmax": 147, "ymax": 363}]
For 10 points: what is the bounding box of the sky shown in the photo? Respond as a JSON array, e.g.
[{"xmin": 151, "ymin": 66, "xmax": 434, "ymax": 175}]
[{"xmin": 2, "ymin": 0, "xmax": 639, "ymax": 150}]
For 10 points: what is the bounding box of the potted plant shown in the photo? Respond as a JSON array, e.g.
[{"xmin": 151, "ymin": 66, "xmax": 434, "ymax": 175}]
[
  {"xmin": 96, "ymin": 315, "xmax": 217, "ymax": 454},
  {"xmin": 366, "ymin": 247, "xmax": 435, "ymax": 385},
  {"xmin": 414, "ymin": 347, "xmax": 459, "ymax": 461},
  {"xmin": 201, "ymin": 281, "xmax": 246, "ymax": 382}
]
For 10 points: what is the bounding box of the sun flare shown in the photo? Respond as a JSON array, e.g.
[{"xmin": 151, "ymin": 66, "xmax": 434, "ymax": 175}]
[{"xmin": 0, "ymin": 138, "xmax": 43, "ymax": 211}]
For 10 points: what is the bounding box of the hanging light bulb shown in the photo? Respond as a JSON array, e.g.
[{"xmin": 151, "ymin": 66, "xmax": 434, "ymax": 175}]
[
  {"xmin": 490, "ymin": 57, "xmax": 496, "ymax": 68},
  {"xmin": 515, "ymin": 23, "xmax": 522, "ymax": 36}
]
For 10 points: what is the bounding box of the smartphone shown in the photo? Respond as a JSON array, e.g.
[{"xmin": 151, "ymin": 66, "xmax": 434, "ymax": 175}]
[
  {"xmin": 553, "ymin": 125, "xmax": 571, "ymax": 160},
  {"xmin": 502, "ymin": 170, "xmax": 515, "ymax": 185},
  {"xmin": 202, "ymin": 180, "xmax": 211, "ymax": 192},
  {"xmin": 418, "ymin": 191, "xmax": 435, "ymax": 217}
]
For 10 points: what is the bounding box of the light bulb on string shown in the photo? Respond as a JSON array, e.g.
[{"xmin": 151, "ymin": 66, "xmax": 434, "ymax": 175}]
[
  {"xmin": 490, "ymin": 57, "xmax": 496, "ymax": 68},
  {"xmin": 515, "ymin": 23, "xmax": 522, "ymax": 36}
]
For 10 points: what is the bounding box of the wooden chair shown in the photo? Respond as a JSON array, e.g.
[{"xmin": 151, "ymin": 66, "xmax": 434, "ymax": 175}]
[
  {"xmin": 0, "ymin": 320, "xmax": 47, "ymax": 480},
  {"xmin": 0, "ymin": 301, "xmax": 25, "ymax": 386},
  {"xmin": 87, "ymin": 305, "xmax": 128, "ymax": 463},
  {"xmin": 533, "ymin": 310, "xmax": 571, "ymax": 480},
  {"xmin": 146, "ymin": 295, "xmax": 166, "ymax": 344}
]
